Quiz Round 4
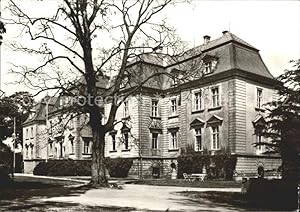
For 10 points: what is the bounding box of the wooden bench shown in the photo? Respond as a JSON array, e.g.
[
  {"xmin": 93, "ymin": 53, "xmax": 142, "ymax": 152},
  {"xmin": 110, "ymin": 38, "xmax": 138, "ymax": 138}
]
[{"xmin": 190, "ymin": 173, "xmax": 207, "ymax": 182}]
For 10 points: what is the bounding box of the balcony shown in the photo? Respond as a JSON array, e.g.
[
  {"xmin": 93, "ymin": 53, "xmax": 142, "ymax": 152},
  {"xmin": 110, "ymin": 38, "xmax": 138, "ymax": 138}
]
[{"xmin": 150, "ymin": 149, "xmax": 162, "ymax": 156}]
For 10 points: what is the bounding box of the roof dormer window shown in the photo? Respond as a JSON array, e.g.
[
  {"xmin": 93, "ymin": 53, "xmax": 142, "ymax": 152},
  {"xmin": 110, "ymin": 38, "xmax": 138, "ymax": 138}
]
[
  {"xmin": 28, "ymin": 110, "xmax": 36, "ymax": 119},
  {"xmin": 204, "ymin": 61, "xmax": 212, "ymax": 74},
  {"xmin": 202, "ymin": 54, "xmax": 218, "ymax": 75}
]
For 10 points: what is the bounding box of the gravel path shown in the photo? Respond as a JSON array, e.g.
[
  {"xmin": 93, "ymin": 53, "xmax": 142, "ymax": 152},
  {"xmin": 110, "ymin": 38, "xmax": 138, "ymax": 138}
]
[{"xmin": 42, "ymin": 184, "xmax": 243, "ymax": 211}]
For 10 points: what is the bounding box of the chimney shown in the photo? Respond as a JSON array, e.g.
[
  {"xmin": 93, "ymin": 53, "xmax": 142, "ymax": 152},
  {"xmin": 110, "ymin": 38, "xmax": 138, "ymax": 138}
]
[
  {"xmin": 222, "ymin": 30, "xmax": 229, "ymax": 35},
  {"xmin": 203, "ymin": 35, "xmax": 210, "ymax": 44}
]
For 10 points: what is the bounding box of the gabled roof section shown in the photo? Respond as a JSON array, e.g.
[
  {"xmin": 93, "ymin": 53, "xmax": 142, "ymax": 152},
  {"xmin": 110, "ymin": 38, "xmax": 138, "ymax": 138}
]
[
  {"xmin": 121, "ymin": 124, "xmax": 130, "ymax": 132},
  {"xmin": 190, "ymin": 118, "xmax": 205, "ymax": 128},
  {"xmin": 207, "ymin": 115, "xmax": 223, "ymax": 125},
  {"xmin": 23, "ymin": 96, "xmax": 58, "ymax": 126},
  {"xmin": 253, "ymin": 114, "xmax": 266, "ymax": 127}
]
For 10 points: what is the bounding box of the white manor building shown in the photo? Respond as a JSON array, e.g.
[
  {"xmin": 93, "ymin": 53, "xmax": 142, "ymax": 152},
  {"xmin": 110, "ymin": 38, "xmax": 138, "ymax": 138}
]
[{"xmin": 23, "ymin": 32, "xmax": 281, "ymax": 177}]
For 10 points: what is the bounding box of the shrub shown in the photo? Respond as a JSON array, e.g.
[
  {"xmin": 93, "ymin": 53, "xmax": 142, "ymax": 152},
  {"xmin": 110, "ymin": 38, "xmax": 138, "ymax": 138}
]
[
  {"xmin": 33, "ymin": 161, "xmax": 49, "ymax": 175},
  {"xmin": 244, "ymin": 178, "xmax": 298, "ymax": 210},
  {"xmin": 106, "ymin": 158, "xmax": 133, "ymax": 178},
  {"xmin": 33, "ymin": 160, "xmax": 91, "ymax": 176},
  {"xmin": 177, "ymin": 153, "xmax": 237, "ymax": 180},
  {"xmin": 0, "ymin": 164, "xmax": 11, "ymax": 186}
]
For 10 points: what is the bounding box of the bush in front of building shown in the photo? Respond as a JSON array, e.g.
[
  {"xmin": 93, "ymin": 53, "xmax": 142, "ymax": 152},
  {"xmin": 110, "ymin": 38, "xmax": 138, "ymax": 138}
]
[
  {"xmin": 105, "ymin": 157, "xmax": 133, "ymax": 178},
  {"xmin": 33, "ymin": 160, "xmax": 91, "ymax": 176},
  {"xmin": 243, "ymin": 178, "xmax": 298, "ymax": 210},
  {"xmin": 177, "ymin": 153, "xmax": 237, "ymax": 180},
  {"xmin": 0, "ymin": 164, "xmax": 11, "ymax": 186}
]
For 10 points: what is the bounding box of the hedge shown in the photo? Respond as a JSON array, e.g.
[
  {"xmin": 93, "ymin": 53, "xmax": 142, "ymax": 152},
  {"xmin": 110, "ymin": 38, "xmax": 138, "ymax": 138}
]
[
  {"xmin": 177, "ymin": 153, "xmax": 237, "ymax": 180},
  {"xmin": 0, "ymin": 164, "xmax": 11, "ymax": 186},
  {"xmin": 106, "ymin": 157, "xmax": 133, "ymax": 178},
  {"xmin": 33, "ymin": 160, "xmax": 91, "ymax": 176},
  {"xmin": 33, "ymin": 158, "xmax": 133, "ymax": 178}
]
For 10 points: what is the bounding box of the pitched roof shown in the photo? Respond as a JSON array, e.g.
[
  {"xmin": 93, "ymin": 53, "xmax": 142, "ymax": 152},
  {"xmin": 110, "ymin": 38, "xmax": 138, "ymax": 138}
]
[
  {"xmin": 126, "ymin": 32, "xmax": 275, "ymax": 91},
  {"xmin": 177, "ymin": 32, "xmax": 274, "ymax": 79},
  {"xmin": 23, "ymin": 96, "xmax": 58, "ymax": 126},
  {"xmin": 194, "ymin": 32, "xmax": 258, "ymax": 52},
  {"xmin": 190, "ymin": 118, "xmax": 205, "ymax": 128},
  {"xmin": 253, "ymin": 114, "xmax": 266, "ymax": 127},
  {"xmin": 207, "ymin": 115, "xmax": 223, "ymax": 125}
]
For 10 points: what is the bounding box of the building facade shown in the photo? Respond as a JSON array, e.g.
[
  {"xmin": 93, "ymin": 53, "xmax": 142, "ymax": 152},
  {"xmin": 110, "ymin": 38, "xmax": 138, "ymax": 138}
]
[{"xmin": 23, "ymin": 31, "xmax": 281, "ymax": 177}]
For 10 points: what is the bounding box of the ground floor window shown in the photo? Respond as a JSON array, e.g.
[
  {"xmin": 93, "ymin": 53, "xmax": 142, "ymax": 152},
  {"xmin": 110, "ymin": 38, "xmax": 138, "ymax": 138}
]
[
  {"xmin": 195, "ymin": 128, "xmax": 202, "ymax": 151},
  {"xmin": 170, "ymin": 131, "xmax": 178, "ymax": 149},
  {"xmin": 152, "ymin": 133, "xmax": 158, "ymax": 149},
  {"xmin": 111, "ymin": 134, "xmax": 116, "ymax": 151},
  {"xmin": 49, "ymin": 142, "xmax": 53, "ymax": 155},
  {"xmin": 83, "ymin": 140, "xmax": 90, "ymax": 154},
  {"xmin": 211, "ymin": 126, "xmax": 220, "ymax": 150},
  {"xmin": 256, "ymin": 128, "xmax": 263, "ymax": 150},
  {"xmin": 123, "ymin": 132, "xmax": 129, "ymax": 150}
]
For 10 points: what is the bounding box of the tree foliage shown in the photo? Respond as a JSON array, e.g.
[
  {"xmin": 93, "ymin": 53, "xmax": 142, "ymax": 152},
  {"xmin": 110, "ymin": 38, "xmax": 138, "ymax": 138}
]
[
  {"xmin": 0, "ymin": 92, "xmax": 34, "ymax": 142},
  {"xmin": 261, "ymin": 59, "xmax": 300, "ymax": 179}
]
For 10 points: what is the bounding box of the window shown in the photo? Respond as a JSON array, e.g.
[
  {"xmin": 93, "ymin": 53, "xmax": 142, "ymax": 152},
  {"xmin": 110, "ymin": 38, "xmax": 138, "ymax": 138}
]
[
  {"xmin": 211, "ymin": 87, "xmax": 220, "ymax": 108},
  {"xmin": 69, "ymin": 118, "xmax": 74, "ymax": 129},
  {"xmin": 30, "ymin": 127, "xmax": 34, "ymax": 138},
  {"xmin": 152, "ymin": 133, "xmax": 158, "ymax": 149},
  {"xmin": 59, "ymin": 142, "xmax": 63, "ymax": 158},
  {"xmin": 204, "ymin": 61, "xmax": 212, "ymax": 74},
  {"xmin": 25, "ymin": 145, "xmax": 29, "ymax": 158},
  {"xmin": 26, "ymin": 128, "xmax": 29, "ymax": 140},
  {"xmin": 194, "ymin": 91, "xmax": 202, "ymax": 111},
  {"xmin": 151, "ymin": 100, "xmax": 159, "ymax": 117},
  {"xmin": 123, "ymin": 100, "xmax": 129, "ymax": 117},
  {"xmin": 195, "ymin": 128, "xmax": 202, "ymax": 151},
  {"xmin": 123, "ymin": 133, "xmax": 129, "ymax": 150},
  {"xmin": 49, "ymin": 143, "xmax": 53, "ymax": 155},
  {"xmin": 256, "ymin": 128, "xmax": 263, "ymax": 152},
  {"xmin": 31, "ymin": 146, "xmax": 34, "ymax": 159},
  {"xmin": 59, "ymin": 97, "xmax": 65, "ymax": 108},
  {"xmin": 83, "ymin": 140, "xmax": 90, "ymax": 154},
  {"xmin": 170, "ymin": 98, "xmax": 177, "ymax": 115},
  {"xmin": 70, "ymin": 140, "xmax": 74, "ymax": 154},
  {"xmin": 257, "ymin": 88, "xmax": 263, "ymax": 108},
  {"xmin": 211, "ymin": 126, "xmax": 220, "ymax": 150},
  {"xmin": 170, "ymin": 131, "xmax": 178, "ymax": 149},
  {"xmin": 172, "ymin": 77, "xmax": 180, "ymax": 86},
  {"xmin": 111, "ymin": 134, "xmax": 116, "ymax": 151}
]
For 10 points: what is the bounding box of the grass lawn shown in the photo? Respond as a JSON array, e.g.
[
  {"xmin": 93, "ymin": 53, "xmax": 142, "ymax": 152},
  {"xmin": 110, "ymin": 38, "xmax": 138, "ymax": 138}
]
[
  {"xmin": 129, "ymin": 178, "xmax": 241, "ymax": 188},
  {"xmin": 0, "ymin": 176, "xmax": 137, "ymax": 211}
]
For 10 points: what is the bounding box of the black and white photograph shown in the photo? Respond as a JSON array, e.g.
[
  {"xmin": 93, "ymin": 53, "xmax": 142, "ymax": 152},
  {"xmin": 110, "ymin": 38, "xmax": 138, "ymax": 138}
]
[{"xmin": 0, "ymin": 0, "xmax": 300, "ymax": 211}]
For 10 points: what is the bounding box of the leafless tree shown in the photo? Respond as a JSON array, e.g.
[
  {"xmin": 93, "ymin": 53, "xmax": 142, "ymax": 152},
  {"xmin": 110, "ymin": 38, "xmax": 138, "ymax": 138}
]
[{"xmin": 6, "ymin": 0, "xmax": 200, "ymax": 186}]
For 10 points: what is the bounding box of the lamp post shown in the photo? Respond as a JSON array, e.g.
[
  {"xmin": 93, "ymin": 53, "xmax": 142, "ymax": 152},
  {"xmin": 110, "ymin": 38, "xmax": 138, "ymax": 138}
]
[
  {"xmin": 45, "ymin": 97, "xmax": 50, "ymax": 163},
  {"xmin": 12, "ymin": 117, "xmax": 16, "ymax": 179}
]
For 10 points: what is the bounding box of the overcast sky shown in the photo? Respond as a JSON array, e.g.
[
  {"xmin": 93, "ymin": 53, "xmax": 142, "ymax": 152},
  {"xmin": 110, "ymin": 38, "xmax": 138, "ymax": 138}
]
[{"xmin": 1, "ymin": 0, "xmax": 299, "ymax": 96}]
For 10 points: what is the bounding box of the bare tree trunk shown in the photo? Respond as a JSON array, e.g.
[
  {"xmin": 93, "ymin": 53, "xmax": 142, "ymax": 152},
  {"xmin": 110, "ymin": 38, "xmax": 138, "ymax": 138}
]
[{"xmin": 91, "ymin": 127, "xmax": 108, "ymax": 187}]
